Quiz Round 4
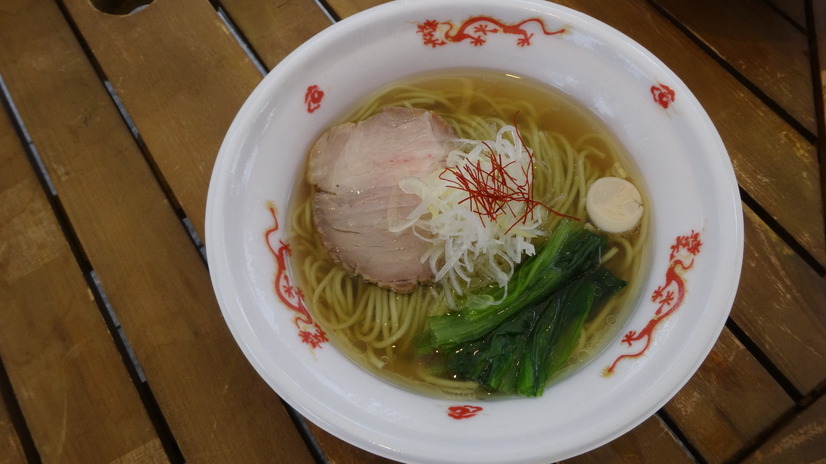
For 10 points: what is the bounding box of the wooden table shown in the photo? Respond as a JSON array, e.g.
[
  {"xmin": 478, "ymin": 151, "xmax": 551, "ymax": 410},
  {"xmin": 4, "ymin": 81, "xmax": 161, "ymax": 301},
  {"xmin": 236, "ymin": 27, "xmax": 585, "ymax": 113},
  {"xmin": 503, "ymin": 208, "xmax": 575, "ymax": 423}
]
[{"xmin": 1, "ymin": 0, "xmax": 825, "ymax": 462}]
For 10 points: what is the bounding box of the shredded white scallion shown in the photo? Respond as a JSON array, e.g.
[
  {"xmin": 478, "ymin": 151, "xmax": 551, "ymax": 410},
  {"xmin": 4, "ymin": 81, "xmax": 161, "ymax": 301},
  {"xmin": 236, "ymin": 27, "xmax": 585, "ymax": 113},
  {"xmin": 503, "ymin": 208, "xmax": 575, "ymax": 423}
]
[{"xmin": 390, "ymin": 125, "xmax": 547, "ymax": 308}]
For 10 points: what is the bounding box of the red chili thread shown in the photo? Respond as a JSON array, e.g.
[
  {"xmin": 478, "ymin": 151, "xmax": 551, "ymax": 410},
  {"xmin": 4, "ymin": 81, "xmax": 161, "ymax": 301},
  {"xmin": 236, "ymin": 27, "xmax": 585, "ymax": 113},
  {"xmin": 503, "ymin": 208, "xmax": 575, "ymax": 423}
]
[{"xmin": 440, "ymin": 115, "xmax": 579, "ymax": 232}]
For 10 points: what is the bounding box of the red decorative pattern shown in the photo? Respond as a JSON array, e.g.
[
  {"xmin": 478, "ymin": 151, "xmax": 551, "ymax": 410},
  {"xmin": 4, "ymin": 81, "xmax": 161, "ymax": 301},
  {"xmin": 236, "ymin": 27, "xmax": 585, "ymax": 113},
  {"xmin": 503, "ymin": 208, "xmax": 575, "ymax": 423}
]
[
  {"xmin": 651, "ymin": 83, "xmax": 675, "ymax": 109},
  {"xmin": 265, "ymin": 204, "xmax": 328, "ymax": 349},
  {"xmin": 417, "ymin": 17, "xmax": 566, "ymax": 48},
  {"xmin": 304, "ymin": 85, "xmax": 324, "ymax": 113},
  {"xmin": 603, "ymin": 230, "xmax": 702, "ymax": 376},
  {"xmin": 447, "ymin": 405, "xmax": 483, "ymax": 420}
]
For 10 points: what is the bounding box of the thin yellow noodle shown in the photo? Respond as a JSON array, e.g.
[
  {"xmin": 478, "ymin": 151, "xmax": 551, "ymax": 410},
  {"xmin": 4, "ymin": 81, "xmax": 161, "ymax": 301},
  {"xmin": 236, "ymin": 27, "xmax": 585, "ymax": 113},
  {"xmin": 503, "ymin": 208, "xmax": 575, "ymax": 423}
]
[
  {"xmin": 358, "ymin": 289, "xmax": 377, "ymax": 335},
  {"xmin": 365, "ymin": 348, "xmax": 386, "ymax": 369},
  {"xmin": 601, "ymin": 246, "xmax": 619, "ymax": 263},
  {"xmin": 614, "ymin": 236, "xmax": 635, "ymax": 270},
  {"xmin": 381, "ymin": 294, "xmax": 394, "ymax": 341},
  {"xmin": 389, "ymin": 293, "xmax": 399, "ymax": 331},
  {"xmin": 373, "ymin": 301, "xmax": 415, "ymax": 348},
  {"xmin": 361, "ymin": 289, "xmax": 385, "ymax": 342},
  {"xmin": 416, "ymin": 367, "xmax": 479, "ymax": 395},
  {"xmin": 549, "ymin": 133, "xmax": 578, "ymax": 220}
]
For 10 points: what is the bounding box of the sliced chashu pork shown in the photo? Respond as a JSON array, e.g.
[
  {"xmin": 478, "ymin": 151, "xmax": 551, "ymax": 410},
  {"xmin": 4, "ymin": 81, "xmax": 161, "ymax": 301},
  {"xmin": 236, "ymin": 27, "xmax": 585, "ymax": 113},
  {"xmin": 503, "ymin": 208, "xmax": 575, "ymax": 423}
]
[{"xmin": 307, "ymin": 107, "xmax": 455, "ymax": 293}]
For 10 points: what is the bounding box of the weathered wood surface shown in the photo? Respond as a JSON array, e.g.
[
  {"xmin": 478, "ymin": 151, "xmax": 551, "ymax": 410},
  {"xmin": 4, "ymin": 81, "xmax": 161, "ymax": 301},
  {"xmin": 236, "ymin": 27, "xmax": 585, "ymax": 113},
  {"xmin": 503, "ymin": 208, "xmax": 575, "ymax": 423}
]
[
  {"xmin": 654, "ymin": 0, "xmax": 815, "ymax": 135},
  {"xmin": 0, "ymin": 0, "xmax": 315, "ymax": 462},
  {"xmin": 743, "ymin": 394, "xmax": 826, "ymax": 464},
  {"xmin": 765, "ymin": 0, "xmax": 806, "ymax": 29},
  {"xmin": 0, "ymin": 390, "xmax": 26, "ymax": 464},
  {"xmin": 814, "ymin": 0, "xmax": 826, "ymax": 255},
  {"xmin": 0, "ymin": 56, "xmax": 166, "ymax": 464},
  {"xmin": 0, "ymin": 93, "xmax": 50, "ymax": 464},
  {"xmin": 732, "ymin": 205, "xmax": 826, "ymax": 396},
  {"xmin": 561, "ymin": 416, "xmax": 695, "ymax": 464},
  {"xmin": 58, "ymin": 0, "xmax": 263, "ymax": 239},
  {"xmin": 663, "ymin": 328, "xmax": 794, "ymax": 463},
  {"xmin": 220, "ymin": 0, "xmax": 333, "ymax": 70},
  {"xmin": 0, "ymin": 0, "xmax": 823, "ymax": 463}
]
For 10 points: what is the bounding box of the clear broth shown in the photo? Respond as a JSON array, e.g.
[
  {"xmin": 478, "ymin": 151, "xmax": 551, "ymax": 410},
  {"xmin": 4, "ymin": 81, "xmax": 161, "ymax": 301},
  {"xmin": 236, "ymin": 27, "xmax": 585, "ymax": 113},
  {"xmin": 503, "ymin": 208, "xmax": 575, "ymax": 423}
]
[{"xmin": 288, "ymin": 69, "xmax": 650, "ymax": 399}]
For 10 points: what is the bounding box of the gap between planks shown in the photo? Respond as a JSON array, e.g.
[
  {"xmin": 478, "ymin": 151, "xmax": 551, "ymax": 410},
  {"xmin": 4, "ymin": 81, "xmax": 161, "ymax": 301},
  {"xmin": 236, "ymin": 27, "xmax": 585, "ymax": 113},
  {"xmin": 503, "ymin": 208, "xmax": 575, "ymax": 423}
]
[
  {"xmin": 48, "ymin": 0, "xmax": 336, "ymax": 462},
  {"xmin": 0, "ymin": 51, "xmax": 185, "ymax": 464}
]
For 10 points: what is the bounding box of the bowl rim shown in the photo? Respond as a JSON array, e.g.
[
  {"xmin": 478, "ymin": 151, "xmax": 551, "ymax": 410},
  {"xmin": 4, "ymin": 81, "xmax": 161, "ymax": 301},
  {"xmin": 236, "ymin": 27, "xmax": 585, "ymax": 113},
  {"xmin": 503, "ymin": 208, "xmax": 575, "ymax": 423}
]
[{"xmin": 206, "ymin": 0, "xmax": 744, "ymax": 462}]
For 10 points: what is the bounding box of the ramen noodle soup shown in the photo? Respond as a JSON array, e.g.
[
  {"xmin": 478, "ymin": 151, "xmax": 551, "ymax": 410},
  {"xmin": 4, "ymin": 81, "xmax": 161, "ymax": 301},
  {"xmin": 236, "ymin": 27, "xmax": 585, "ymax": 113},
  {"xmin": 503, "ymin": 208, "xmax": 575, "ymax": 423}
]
[{"xmin": 287, "ymin": 70, "xmax": 649, "ymax": 399}]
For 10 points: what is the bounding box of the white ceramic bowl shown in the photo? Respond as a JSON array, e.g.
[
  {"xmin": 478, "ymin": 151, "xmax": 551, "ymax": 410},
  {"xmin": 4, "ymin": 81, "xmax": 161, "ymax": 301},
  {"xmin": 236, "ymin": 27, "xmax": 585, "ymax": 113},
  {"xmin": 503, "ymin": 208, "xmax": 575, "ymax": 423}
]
[{"xmin": 206, "ymin": 0, "xmax": 743, "ymax": 462}]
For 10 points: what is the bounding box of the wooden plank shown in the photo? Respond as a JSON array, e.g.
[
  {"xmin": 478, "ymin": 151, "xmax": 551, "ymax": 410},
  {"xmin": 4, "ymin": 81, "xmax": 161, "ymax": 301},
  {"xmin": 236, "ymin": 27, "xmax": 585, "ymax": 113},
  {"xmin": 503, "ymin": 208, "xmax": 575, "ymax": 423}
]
[
  {"xmin": 0, "ymin": 105, "xmax": 31, "ymax": 464},
  {"xmin": 664, "ymin": 328, "xmax": 795, "ymax": 463},
  {"xmin": 815, "ymin": 0, "xmax": 826, "ymax": 128},
  {"xmin": 322, "ymin": 0, "xmax": 388, "ymax": 19},
  {"xmin": 561, "ymin": 415, "xmax": 694, "ymax": 464},
  {"xmin": 59, "ymin": 0, "xmax": 265, "ymax": 240},
  {"xmin": 0, "ymin": 394, "xmax": 26, "ymax": 464},
  {"xmin": 765, "ymin": 0, "xmax": 807, "ymax": 29},
  {"xmin": 309, "ymin": 427, "xmax": 398, "ymax": 464},
  {"xmin": 653, "ymin": 0, "xmax": 815, "ymax": 135},
  {"xmin": 220, "ymin": 0, "xmax": 332, "ymax": 69},
  {"xmin": 550, "ymin": 0, "xmax": 824, "ymax": 265},
  {"xmin": 0, "ymin": 0, "xmax": 316, "ymax": 462},
  {"xmin": 814, "ymin": 0, "xmax": 826, "ymax": 251},
  {"xmin": 742, "ymin": 394, "xmax": 826, "ymax": 463},
  {"xmin": 731, "ymin": 203, "xmax": 826, "ymax": 395},
  {"xmin": 0, "ymin": 73, "xmax": 165, "ymax": 462}
]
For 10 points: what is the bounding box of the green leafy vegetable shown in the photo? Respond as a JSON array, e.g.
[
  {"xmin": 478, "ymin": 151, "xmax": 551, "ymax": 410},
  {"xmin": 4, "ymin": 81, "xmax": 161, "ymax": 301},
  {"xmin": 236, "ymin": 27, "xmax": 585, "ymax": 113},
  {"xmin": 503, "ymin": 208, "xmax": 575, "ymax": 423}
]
[
  {"xmin": 425, "ymin": 219, "xmax": 603, "ymax": 348},
  {"xmin": 421, "ymin": 219, "xmax": 627, "ymax": 397},
  {"xmin": 517, "ymin": 268, "xmax": 624, "ymax": 396}
]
